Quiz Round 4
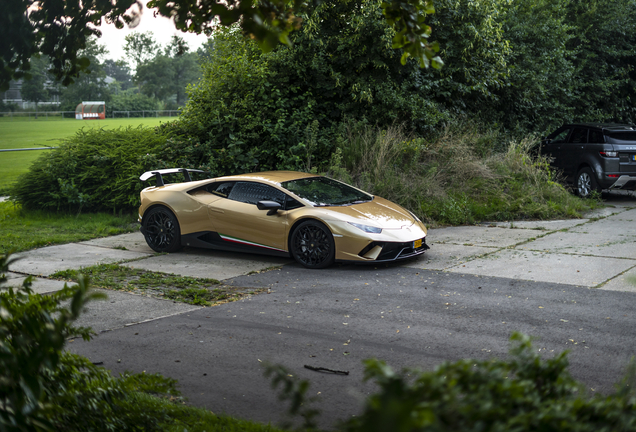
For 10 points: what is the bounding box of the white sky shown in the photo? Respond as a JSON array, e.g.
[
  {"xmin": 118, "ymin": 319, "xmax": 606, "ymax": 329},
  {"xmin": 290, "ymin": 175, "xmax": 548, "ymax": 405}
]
[{"xmin": 97, "ymin": 2, "xmax": 210, "ymax": 64}]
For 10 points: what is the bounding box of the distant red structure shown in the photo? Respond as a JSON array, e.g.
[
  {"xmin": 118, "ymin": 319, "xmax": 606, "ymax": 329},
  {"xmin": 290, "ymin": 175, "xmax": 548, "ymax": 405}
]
[{"xmin": 75, "ymin": 101, "xmax": 106, "ymax": 120}]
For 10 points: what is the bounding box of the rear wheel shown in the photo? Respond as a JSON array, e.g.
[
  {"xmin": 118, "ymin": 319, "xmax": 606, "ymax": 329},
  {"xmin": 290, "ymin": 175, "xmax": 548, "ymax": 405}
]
[
  {"xmin": 576, "ymin": 167, "xmax": 601, "ymax": 198},
  {"xmin": 142, "ymin": 206, "xmax": 182, "ymax": 253},
  {"xmin": 290, "ymin": 220, "xmax": 335, "ymax": 269}
]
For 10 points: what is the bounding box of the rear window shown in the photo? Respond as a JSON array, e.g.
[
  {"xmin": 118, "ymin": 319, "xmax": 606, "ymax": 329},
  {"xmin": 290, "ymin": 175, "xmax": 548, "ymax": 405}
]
[{"xmin": 608, "ymin": 132, "xmax": 636, "ymax": 141}]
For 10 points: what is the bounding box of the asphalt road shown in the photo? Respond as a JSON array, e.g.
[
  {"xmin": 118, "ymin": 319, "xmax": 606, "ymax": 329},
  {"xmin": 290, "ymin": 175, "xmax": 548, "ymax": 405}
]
[{"xmin": 69, "ymin": 262, "xmax": 636, "ymax": 429}]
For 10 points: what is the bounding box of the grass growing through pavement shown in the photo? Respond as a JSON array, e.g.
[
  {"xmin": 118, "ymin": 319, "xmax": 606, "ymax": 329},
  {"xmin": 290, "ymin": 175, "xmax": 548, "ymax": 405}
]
[
  {"xmin": 51, "ymin": 264, "xmax": 262, "ymax": 306},
  {"xmin": 0, "ymin": 117, "xmax": 168, "ymax": 189},
  {"xmin": 0, "ymin": 201, "xmax": 137, "ymax": 253}
]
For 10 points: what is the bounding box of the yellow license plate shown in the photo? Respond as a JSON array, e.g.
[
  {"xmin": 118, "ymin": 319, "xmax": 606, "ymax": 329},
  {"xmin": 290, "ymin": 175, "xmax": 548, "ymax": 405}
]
[{"xmin": 414, "ymin": 239, "xmax": 422, "ymax": 249}]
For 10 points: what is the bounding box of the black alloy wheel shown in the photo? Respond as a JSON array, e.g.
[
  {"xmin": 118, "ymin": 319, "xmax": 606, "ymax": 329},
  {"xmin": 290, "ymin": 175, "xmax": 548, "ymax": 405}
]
[
  {"xmin": 290, "ymin": 220, "xmax": 335, "ymax": 269},
  {"xmin": 576, "ymin": 167, "xmax": 601, "ymax": 198},
  {"xmin": 142, "ymin": 206, "xmax": 182, "ymax": 253}
]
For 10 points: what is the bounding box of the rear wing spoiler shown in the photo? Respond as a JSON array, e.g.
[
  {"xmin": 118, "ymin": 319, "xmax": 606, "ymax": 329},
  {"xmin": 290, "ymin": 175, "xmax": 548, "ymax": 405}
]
[{"xmin": 139, "ymin": 168, "xmax": 207, "ymax": 187}]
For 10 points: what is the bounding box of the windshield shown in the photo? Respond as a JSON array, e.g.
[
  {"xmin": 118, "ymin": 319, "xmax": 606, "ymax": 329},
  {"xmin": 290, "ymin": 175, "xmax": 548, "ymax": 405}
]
[{"xmin": 281, "ymin": 177, "xmax": 373, "ymax": 206}]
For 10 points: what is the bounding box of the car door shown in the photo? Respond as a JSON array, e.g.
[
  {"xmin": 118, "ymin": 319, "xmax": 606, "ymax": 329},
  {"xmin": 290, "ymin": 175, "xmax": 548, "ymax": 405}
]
[
  {"xmin": 564, "ymin": 127, "xmax": 589, "ymax": 176},
  {"xmin": 544, "ymin": 127, "xmax": 572, "ymax": 171},
  {"xmin": 207, "ymin": 181, "xmax": 289, "ymax": 251}
]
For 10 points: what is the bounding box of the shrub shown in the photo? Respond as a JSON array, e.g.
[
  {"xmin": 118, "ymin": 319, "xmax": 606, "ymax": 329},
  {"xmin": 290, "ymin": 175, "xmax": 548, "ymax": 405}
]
[{"xmin": 10, "ymin": 126, "xmax": 171, "ymax": 212}]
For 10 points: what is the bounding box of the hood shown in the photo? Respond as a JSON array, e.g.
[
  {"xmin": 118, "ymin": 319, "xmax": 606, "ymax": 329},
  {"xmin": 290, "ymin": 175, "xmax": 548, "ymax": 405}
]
[{"xmin": 319, "ymin": 197, "xmax": 414, "ymax": 229}]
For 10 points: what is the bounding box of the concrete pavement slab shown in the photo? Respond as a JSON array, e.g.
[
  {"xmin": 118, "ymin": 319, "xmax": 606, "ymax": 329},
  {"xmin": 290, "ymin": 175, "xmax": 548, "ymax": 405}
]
[
  {"xmin": 404, "ymin": 243, "xmax": 494, "ymax": 270},
  {"xmin": 71, "ymin": 288, "xmax": 201, "ymax": 334},
  {"xmin": 602, "ymin": 207, "xmax": 636, "ymax": 225},
  {"xmin": 1, "ymin": 274, "xmax": 70, "ymax": 294},
  {"xmin": 428, "ymin": 225, "xmax": 544, "ymax": 248},
  {"xmin": 481, "ymin": 219, "xmax": 588, "ymax": 230},
  {"xmin": 448, "ymin": 249, "xmax": 635, "ymax": 287},
  {"xmin": 11, "ymin": 243, "xmax": 151, "ymax": 277},
  {"xmin": 79, "ymin": 231, "xmax": 155, "ymax": 254},
  {"xmin": 125, "ymin": 248, "xmax": 292, "ymax": 281},
  {"xmin": 598, "ymin": 266, "xmax": 636, "ymax": 293},
  {"xmin": 517, "ymin": 230, "xmax": 636, "ymax": 259}
]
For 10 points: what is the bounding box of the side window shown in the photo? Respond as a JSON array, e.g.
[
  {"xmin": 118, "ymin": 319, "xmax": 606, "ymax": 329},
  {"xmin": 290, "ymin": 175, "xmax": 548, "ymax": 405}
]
[
  {"xmin": 568, "ymin": 128, "xmax": 588, "ymax": 144},
  {"xmin": 550, "ymin": 128, "xmax": 571, "ymax": 143},
  {"xmin": 285, "ymin": 195, "xmax": 304, "ymax": 210},
  {"xmin": 207, "ymin": 181, "xmax": 235, "ymax": 197},
  {"xmin": 589, "ymin": 130, "xmax": 605, "ymax": 143},
  {"xmin": 228, "ymin": 182, "xmax": 286, "ymax": 206}
]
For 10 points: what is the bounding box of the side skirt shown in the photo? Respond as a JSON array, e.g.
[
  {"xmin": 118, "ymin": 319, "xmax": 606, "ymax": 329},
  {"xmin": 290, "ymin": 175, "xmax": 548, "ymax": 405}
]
[{"xmin": 181, "ymin": 231, "xmax": 290, "ymax": 258}]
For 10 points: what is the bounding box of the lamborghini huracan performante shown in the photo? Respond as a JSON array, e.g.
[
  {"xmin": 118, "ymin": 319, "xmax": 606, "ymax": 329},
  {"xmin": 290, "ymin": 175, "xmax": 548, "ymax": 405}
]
[{"xmin": 138, "ymin": 169, "xmax": 429, "ymax": 269}]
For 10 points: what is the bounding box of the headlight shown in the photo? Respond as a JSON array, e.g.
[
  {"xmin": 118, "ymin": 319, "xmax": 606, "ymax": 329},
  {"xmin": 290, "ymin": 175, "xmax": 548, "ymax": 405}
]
[
  {"xmin": 408, "ymin": 210, "xmax": 421, "ymax": 223},
  {"xmin": 348, "ymin": 222, "xmax": 382, "ymax": 234}
]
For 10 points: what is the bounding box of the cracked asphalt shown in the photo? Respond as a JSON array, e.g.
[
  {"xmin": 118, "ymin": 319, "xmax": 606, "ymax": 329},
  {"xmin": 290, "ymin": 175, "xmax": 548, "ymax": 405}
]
[{"xmin": 3, "ymin": 191, "xmax": 636, "ymax": 428}]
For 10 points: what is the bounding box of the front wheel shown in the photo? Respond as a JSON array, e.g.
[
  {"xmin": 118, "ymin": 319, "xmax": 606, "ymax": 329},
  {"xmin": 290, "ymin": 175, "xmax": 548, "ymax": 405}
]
[
  {"xmin": 290, "ymin": 220, "xmax": 335, "ymax": 269},
  {"xmin": 142, "ymin": 206, "xmax": 182, "ymax": 253},
  {"xmin": 576, "ymin": 167, "xmax": 601, "ymax": 198}
]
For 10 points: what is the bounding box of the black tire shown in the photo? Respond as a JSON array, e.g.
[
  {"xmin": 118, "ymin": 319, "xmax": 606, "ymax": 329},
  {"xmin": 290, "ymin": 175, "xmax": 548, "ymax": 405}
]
[
  {"xmin": 575, "ymin": 167, "xmax": 601, "ymax": 198},
  {"xmin": 142, "ymin": 206, "xmax": 182, "ymax": 253},
  {"xmin": 290, "ymin": 220, "xmax": 335, "ymax": 269}
]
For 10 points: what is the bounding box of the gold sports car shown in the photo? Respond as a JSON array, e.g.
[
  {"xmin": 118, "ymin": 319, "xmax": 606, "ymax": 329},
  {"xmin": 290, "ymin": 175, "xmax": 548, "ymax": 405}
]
[{"xmin": 138, "ymin": 169, "xmax": 429, "ymax": 269}]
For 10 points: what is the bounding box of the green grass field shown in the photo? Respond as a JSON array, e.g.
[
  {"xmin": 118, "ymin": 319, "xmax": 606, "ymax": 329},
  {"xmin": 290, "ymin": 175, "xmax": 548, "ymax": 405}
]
[{"xmin": 0, "ymin": 117, "xmax": 172, "ymax": 190}]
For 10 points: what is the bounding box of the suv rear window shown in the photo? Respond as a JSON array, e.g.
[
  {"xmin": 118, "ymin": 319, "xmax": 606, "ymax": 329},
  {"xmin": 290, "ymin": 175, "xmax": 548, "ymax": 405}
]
[{"xmin": 608, "ymin": 132, "xmax": 636, "ymax": 141}]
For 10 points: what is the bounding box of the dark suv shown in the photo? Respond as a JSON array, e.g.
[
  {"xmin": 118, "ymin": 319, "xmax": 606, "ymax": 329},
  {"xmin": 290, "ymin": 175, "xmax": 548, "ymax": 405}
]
[{"xmin": 541, "ymin": 123, "xmax": 636, "ymax": 197}]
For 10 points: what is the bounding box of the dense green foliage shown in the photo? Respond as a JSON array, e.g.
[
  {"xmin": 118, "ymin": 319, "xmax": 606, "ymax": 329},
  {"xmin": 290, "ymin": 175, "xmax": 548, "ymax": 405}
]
[
  {"xmin": 174, "ymin": 0, "xmax": 448, "ymax": 175},
  {"xmin": 10, "ymin": 127, "xmax": 170, "ymax": 212}
]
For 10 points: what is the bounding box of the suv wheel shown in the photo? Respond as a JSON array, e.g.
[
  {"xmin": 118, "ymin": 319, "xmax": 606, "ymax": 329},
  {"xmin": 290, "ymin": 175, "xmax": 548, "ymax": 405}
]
[{"xmin": 576, "ymin": 168, "xmax": 601, "ymax": 198}]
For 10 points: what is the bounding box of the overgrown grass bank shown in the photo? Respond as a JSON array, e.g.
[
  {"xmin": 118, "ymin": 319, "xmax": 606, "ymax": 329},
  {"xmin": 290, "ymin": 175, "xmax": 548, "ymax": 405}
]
[
  {"xmin": 328, "ymin": 122, "xmax": 601, "ymax": 226},
  {"xmin": 0, "ymin": 201, "xmax": 137, "ymax": 253}
]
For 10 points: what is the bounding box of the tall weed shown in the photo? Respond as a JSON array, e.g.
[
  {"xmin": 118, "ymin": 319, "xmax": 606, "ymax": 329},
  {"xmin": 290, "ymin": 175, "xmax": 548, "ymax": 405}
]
[{"xmin": 329, "ymin": 121, "xmax": 597, "ymax": 226}]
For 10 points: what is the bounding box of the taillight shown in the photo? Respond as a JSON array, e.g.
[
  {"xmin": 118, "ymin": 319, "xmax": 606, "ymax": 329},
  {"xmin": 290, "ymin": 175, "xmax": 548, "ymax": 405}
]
[{"xmin": 599, "ymin": 151, "xmax": 618, "ymax": 157}]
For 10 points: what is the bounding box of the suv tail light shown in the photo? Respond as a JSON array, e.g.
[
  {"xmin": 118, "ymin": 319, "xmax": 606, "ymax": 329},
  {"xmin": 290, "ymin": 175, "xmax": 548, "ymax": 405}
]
[{"xmin": 599, "ymin": 151, "xmax": 618, "ymax": 157}]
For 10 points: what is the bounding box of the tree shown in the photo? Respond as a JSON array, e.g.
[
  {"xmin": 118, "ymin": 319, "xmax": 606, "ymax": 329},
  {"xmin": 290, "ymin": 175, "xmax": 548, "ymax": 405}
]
[
  {"xmin": 20, "ymin": 56, "xmax": 51, "ymax": 117},
  {"xmin": 175, "ymin": 0, "xmax": 448, "ymax": 176},
  {"xmin": 59, "ymin": 38, "xmax": 112, "ymax": 111},
  {"xmin": 1, "ymin": 0, "xmax": 141, "ymax": 91},
  {"xmin": 123, "ymin": 31, "xmax": 160, "ymax": 73},
  {"xmin": 103, "ymin": 59, "xmax": 134, "ymax": 91},
  {"xmin": 135, "ymin": 35, "xmax": 200, "ymax": 107},
  {"xmin": 1, "ymin": 0, "xmax": 441, "ymax": 92}
]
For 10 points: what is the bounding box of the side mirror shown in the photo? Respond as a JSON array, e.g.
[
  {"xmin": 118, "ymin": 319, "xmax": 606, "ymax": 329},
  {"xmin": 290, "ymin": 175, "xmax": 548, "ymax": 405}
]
[{"xmin": 257, "ymin": 200, "xmax": 282, "ymax": 215}]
